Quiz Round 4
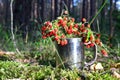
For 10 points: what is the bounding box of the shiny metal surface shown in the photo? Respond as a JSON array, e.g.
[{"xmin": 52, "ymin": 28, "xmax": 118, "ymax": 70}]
[
  {"xmin": 56, "ymin": 38, "xmax": 97, "ymax": 69},
  {"xmin": 56, "ymin": 38, "xmax": 84, "ymax": 69}
]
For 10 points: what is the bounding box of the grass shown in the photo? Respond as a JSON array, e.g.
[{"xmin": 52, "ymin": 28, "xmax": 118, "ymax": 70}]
[{"xmin": 0, "ymin": 60, "xmax": 119, "ymax": 80}]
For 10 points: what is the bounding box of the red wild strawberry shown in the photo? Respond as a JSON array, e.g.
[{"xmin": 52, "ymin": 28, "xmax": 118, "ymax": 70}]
[
  {"xmin": 51, "ymin": 30, "xmax": 55, "ymax": 35},
  {"xmin": 60, "ymin": 40, "xmax": 65, "ymax": 46},
  {"xmin": 87, "ymin": 24, "xmax": 90, "ymax": 28},
  {"xmin": 63, "ymin": 17, "xmax": 68, "ymax": 21},
  {"xmin": 82, "ymin": 29, "xmax": 87, "ymax": 33},
  {"xmin": 73, "ymin": 31, "xmax": 77, "ymax": 35},
  {"xmin": 54, "ymin": 36, "xmax": 59, "ymax": 41},
  {"xmin": 82, "ymin": 18, "xmax": 86, "ymax": 23},
  {"xmin": 98, "ymin": 42, "xmax": 103, "ymax": 46},
  {"xmin": 101, "ymin": 49, "xmax": 108, "ymax": 57},
  {"xmin": 57, "ymin": 23, "xmax": 60, "ymax": 27},
  {"xmin": 49, "ymin": 25, "xmax": 52, "ymax": 28},
  {"xmin": 69, "ymin": 24, "xmax": 73, "ymax": 29},
  {"xmin": 77, "ymin": 32, "xmax": 80, "ymax": 35},
  {"xmin": 42, "ymin": 31, "xmax": 45, "ymax": 35},
  {"xmin": 64, "ymin": 26, "xmax": 68, "ymax": 31},
  {"xmin": 61, "ymin": 21, "xmax": 66, "ymax": 27},
  {"xmin": 89, "ymin": 43, "xmax": 95, "ymax": 47},
  {"xmin": 54, "ymin": 28, "xmax": 58, "ymax": 32},
  {"xmin": 81, "ymin": 24, "xmax": 85, "ymax": 28},
  {"xmin": 45, "ymin": 21, "xmax": 51, "ymax": 26},
  {"xmin": 90, "ymin": 35, "xmax": 94, "ymax": 41},
  {"xmin": 86, "ymin": 45, "xmax": 90, "ymax": 48},
  {"xmin": 64, "ymin": 10, "xmax": 68, "ymax": 15},
  {"xmin": 42, "ymin": 36, "xmax": 47, "ymax": 39},
  {"xmin": 96, "ymin": 34, "xmax": 101, "ymax": 38},
  {"xmin": 41, "ymin": 26, "xmax": 46, "ymax": 31},
  {"xmin": 58, "ymin": 19, "xmax": 63, "ymax": 24},
  {"xmin": 67, "ymin": 29, "xmax": 73, "ymax": 34},
  {"xmin": 49, "ymin": 31, "xmax": 53, "ymax": 36},
  {"xmin": 74, "ymin": 24, "xmax": 78, "ymax": 28},
  {"xmin": 64, "ymin": 39, "xmax": 68, "ymax": 45},
  {"xmin": 46, "ymin": 33, "xmax": 50, "ymax": 37},
  {"xmin": 61, "ymin": 34, "xmax": 66, "ymax": 39},
  {"xmin": 95, "ymin": 38, "xmax": 100, "ymax": 44},
  {"xmin": 71, "ymin": 18, "xmax": 75, "ymax": 22}
]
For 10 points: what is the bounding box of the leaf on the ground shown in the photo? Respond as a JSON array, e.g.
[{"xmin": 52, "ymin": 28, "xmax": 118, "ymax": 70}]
[
  {"xmin": 113, "ymin": 71, "xmax": 120, "ymax": 79},
  {"xmin": 111, "ymin": 68, "xmax": 120, "ymax": 79},
  {"xmin": 90, "ymin": 63, "xmax": 104, "ymax": 71}
]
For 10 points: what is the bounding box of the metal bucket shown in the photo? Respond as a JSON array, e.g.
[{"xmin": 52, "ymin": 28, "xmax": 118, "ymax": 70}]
[{"xmin": 55, "ymin": 38, "xmax": 97, "ymax": 69}]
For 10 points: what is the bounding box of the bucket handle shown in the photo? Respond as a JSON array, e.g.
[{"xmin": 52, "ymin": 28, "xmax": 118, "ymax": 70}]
[{"xmin": 84, "ymin": 43, "xmax": 97, "ymax": 67}]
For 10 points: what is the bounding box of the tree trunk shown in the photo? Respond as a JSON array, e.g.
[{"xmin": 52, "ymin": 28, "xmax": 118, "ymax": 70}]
[
  {"xmin": 51, "ymin": 0, "xmax": 55, "ymax": 20},
  {"xmin": 87, "ymin": 0, "xmax": 90, "ymax": 21},
  {"xmin": 82, "ymin": 0, "xmax": 86, "ymax": 18},
  {"xmin": 82, "ymin": 0, "xmax": 90, "ymax": 19},
  {"xmin": 90, "ymin": 0, "xmax": 97, "ymax": 31},
  {"xmin": 55, "ymin": 0, "xmax": 61, "ymax": 18},
  {"xmin": 68, "ymin": 0, "xmax": 73, "ymax": 14},
  {"xmin": 0, "ymin": 0, "xmax": 7, "ymax": 25},
  {"xmin": 13, "ymin": 0, "xmax": 32, "ymax": 39},
  {"xmin": 5, "ymin": 0, "xmax": 10, "ymax": 27},
  {"xmin": 110, "ymin": 0, "xmax": 114, "ymax": 38},
  {"xmin": 41, "ymin": 0, "xmax": 46, "ymax": 22},
  {"xmin": 100, "ymin": 0, "xmax": 107, "ymax": 31},
  {"xmin": 31, "ymin": 0, "xmax": 38, "ymax": 21}
]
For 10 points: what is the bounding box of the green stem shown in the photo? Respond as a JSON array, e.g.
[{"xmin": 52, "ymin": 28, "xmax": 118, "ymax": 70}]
[
  {"xmin": 61, "ymin": 1, "xmax": 69, "ymax": 16},
  {"xmin": 89, "ymin": 0, "xmax": 107, "ymax": 25},
  {"xmin": 49, "ymin": 38, "xmax": 66, "ymax": 69}
]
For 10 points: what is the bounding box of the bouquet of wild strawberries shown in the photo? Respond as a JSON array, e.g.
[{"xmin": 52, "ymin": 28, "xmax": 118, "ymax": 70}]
[{"xmin": 41, "ymin": 13, "xmax": 108, "ymax": 57}]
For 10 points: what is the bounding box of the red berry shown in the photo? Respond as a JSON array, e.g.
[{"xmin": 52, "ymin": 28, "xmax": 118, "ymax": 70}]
[
  {"xmin": 64, "ymin": 10, "xmax": 68, "ymax": 15},
  {"xmin": 45, "ymin": 21, "xmax": 51, "ymax": 26},
  {"xmin": 90, "ymin": 43, "xmax": 95, "ymax": 47},
  {"xmin": 41, "ymin": 26, "xmax": 46, "ymax": 31},
  {"xmin": 77, "ymin": 32, "xmax": 80, "ymax": 35},
  {"xmin": 82, "ymin": 18, "xmax": 86, "ymax": 23},
  {"xmin": 64, "ymin": 39, "xmax": 68, "ymax": 45},
  {"xmin": 71, "ymin": 18, "xmax": 75, "ymax": 22},
  {"xmin": 63, "ymin": 17, "xmax": 68, "ymax": 21},
  {"xmin": 60, "ymin": 40, "xmax": 65, "ymax": 46},
  {"xmin": 67, "ymin": 29, "xmax": 72, "ymax": 34},
  {"xmin": 58, "ymin": 19, "xmax": 63, "ymax": 24},
  {"xmin": 49, "ymin": 31, "xmax": 53, "ymax": 36},
  {"xmin": 61, "ymin": 34, "xmax": 66, "ymax": 39},
  {"xmin": 87, "ymin": 24, "xmax": 90, "ymax": 28},
  {"xmin": 74, "ymin": 24, "xmax": 78, "ymax": 28},
  {"xmin": 96, "ymin": 34, "xmax": 101, "ymax": 38},
  {"xmin": 54, "ymin": 28, "xmax": 58, "ymax": 32},
  {"xmin": 98, "ymin": 42, "xmax": 102, "ymax": 46},
  {"xmin": 95, "ymin": 38, "xmax": 100, "ymax": 44},
  {"xmin": 86, "ymin": 45, "xmax": 90, "ymax": 48},
  {"xmin": 42, "ymin": 36, "xmax": 47, "ymax": 39},
  {"xmin": 69, "ymin": 24, "xmax": 73, "ymax": 29},
  {"xmin": 54, "ymin": 36, "xmax": 59, "ymax": 41},
  {"xmin": 61, "ymin": 21, "xmax": 66, "ymax": 27},
  {"xmin": 101, "ymin": 49, "xmax": 108, "ymax": 57},
  {"xmin": 90, "ymin": 35, "xmax": 94, "ymax": 41}
]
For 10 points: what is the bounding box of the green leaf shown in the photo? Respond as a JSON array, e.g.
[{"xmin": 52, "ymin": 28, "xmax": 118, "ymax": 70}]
[{"xmin": 86, "ymin": 28, "xmax": 93, "ymax": 42}]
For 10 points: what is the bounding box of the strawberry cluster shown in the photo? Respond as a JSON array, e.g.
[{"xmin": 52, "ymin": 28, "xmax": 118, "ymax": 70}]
[{"xmin": 41, "ymin": 16, "xmax": 108, "ymax": 57}]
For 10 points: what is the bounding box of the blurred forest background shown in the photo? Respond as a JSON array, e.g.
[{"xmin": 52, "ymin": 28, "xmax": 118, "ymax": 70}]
[{"xmin": 0, "ymin": 0, "xmax": 120, "ymax": 51}]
